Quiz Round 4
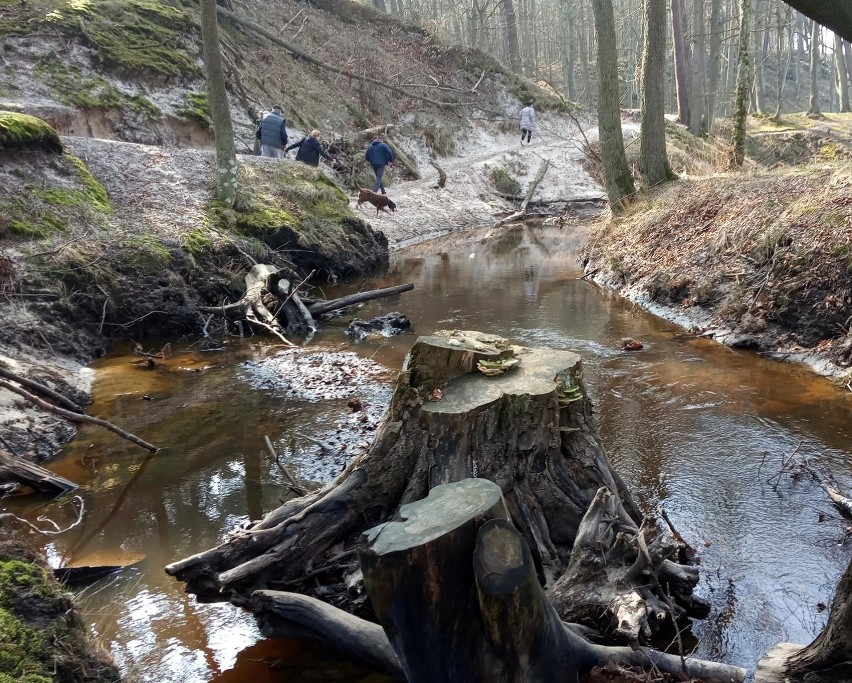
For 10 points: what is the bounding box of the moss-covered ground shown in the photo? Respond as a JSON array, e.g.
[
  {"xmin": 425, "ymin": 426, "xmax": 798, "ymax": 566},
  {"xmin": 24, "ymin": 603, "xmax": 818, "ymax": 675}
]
[
  {"xmin": 0, "ymin": 111, "xmax": 63, "ymax": 154},
  {"xmin": 0, "ymin": 531, "xmax": 120, "ymax": 683}
]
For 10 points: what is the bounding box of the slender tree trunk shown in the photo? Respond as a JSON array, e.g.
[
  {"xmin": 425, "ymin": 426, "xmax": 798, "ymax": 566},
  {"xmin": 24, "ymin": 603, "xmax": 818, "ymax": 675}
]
[
  {"xmin": 200, "ymin": 0, "xmax": 236, "ymax": 206},
  {"xmin": 835, "ymin": 33, "xmax": 851, "ymax": 112},
  {"xmin": 591, "ymin": 0, "xmax": 637, "ymax": 210},
  {"xmin": 500, "ymin": 0, "xmax": 522, "ymax": 73},
  {"xmin": 671, "ymin": 0, "xmax": 691, "ymax": 123},
  {"xmin": 730, "ymin": 0, "xmax": 752, "ymax": 167},
  {"xmin": 562, "ymin": 7, "xmax": 578, "ymax": 99},
  {"xmin": 640, "ymin": 0, "xmax": 673, "ymax": 184},
  {"xmin": 579, "ymin": 0, "xmax": 592, "ymax": 102},
  {"xmin": 706, "ymin": 0, "xmax": 723, "ymax": 131},
  {"xmin": 845, "ymin": 40, "xmax": 852, "ymax": 93},
  {"xmin": 689, "ymin": 0, "xmax": 708, "ymax": 134},
  {"xmin": 808, "ymin": 19, "xmax": 821, "ymax": 115},
  {"xmin": 751, "ymin": 0, "xmax": 766, "ymax": 114}
]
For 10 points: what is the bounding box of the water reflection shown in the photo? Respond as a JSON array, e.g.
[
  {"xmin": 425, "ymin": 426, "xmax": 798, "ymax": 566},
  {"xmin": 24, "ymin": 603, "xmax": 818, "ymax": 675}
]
[{"xmin": 4, "ymin": 222, "xmax": 852, "ymax": 680}]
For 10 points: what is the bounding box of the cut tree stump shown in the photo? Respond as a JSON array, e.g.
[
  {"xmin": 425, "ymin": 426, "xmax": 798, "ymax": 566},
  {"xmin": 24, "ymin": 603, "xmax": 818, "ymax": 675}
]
[
  {"xmin": 166, "ymin": 330, "xmax": 706, "ymax": 643},
  {"xmin": 251, "ymin": 480, "xmax": 745, "ymax": 683}
]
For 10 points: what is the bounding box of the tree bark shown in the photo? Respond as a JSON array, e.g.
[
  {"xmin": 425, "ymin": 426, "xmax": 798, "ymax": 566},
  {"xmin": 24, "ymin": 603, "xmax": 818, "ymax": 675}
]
[
  {"xmin": 0, "ymin": 450, "xmax": 77, "ymax": 495},
  {"xmin": 166, "ymin": 331, "xmax": 703, "ymax": 641},
  {"xmin": 200, "ymin": 0, "xmax": 237, "ymax": 207},
  {"xmin": 689, "ymin": 0, "xmax": 708, "ymax": 134},
  {"xmin": 500, "ymin": 0, "xmax": 522, "ymax": 73},
  {"xmin": 591, "ymin": 0, "xmax": 637, "ymax": 212},
  {"xmin": 671, "ymin": 0, "xmax": 691, "ymax": 124},
  {"xmin": 752, "ymin": 0, "xmax": 768, "ymax": 115},
  {"xmin": 730, "ymin": 0, "xmax": 752, "ymax": 167},
  {"xmin": 640, "ymin": 0, "xmax": 674, "ymax": 185}
]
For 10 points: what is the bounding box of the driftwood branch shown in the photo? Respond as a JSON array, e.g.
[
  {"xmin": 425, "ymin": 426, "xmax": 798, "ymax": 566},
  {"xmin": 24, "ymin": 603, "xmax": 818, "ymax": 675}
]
[
  {"xmin": 264, "ymin": 435, "xmax": 309, "ymax": 497},
  {"xmin": 307, "ymin": 283, "xmax": 414, "ymax": 317},
  {"xmin": 0, "ymin": 365, "xmax": 83, "ymax": 413},
  {"xmin": 0, "ymin": 450, "xmax": 78, "ymax": 494},
  {"xmin": 0, "ymin": 379, "xmax": 159, "ymax": 452}
]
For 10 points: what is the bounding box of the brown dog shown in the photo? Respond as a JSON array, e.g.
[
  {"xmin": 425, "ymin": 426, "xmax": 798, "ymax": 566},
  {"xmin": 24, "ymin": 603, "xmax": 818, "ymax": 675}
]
[{"xmin": 356, "ymin": 188, "xmax": 397, "ymax": 215}]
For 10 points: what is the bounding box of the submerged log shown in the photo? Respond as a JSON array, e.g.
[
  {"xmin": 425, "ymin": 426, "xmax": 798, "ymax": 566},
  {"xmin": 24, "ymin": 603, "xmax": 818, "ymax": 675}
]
[
  {"xmin": 0, "ymin": 450, "xmax": 77, "ymax": 495},
  {"xmin": 307, "ymin": 283, "xmax": 414, "ymax": 317},
  {"xmin": 166, "ymin": 330, "xmax": 703, "ymax": 642},
  {"xmin": 252, "ymin": 480, "xmax": 745, "ymax": 683}
]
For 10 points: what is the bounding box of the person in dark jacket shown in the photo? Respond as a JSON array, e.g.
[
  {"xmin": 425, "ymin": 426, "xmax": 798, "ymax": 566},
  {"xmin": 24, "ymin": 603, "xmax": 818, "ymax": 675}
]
[
  {"xmin": 255, "ymin": 105, "xmax": 288, "ymax": 158},
  {"xmin": 286, "ymin": 130, "xmax": 333, "ymax": 167},
  {"xmin": 365, "ymin": 135, "xmax": 395, "ymax": 194}
]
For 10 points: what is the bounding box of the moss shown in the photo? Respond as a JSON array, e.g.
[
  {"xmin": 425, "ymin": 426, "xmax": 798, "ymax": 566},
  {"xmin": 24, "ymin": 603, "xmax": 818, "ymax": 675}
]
[
  {"xmin": 0, "ymin": 608, "xmax": 50, "ymax": 683},
  {"xmin": 56, "ymin": 0, "xmax": 200, "ymax": 78},
  {"xmin": 65, "ymin": 154, "xmax": 111, "ymax": 213},
  {"xmin": 121, "ymin": 233, "xmax": 171, "ymax": 272},
  {"xmin": 8, "ymin": 214, "xmax": 67, "ymax": 238},
  {"xmin": 35, "ymin": 60, "xmax": 160, "ymax": 116},
  {"xmin": 181, "ymin": 225, "xmax": 214, "ymax": 254},
  {"xmin": 176, "ymin": 91, "xmax": 211, "ymax": 128},
  {"xmin": 0, "ymin": 111, "xmax": 63, "ymax": 153},
  {"xmin": 422, "ymin": 125, "xmax": 456, "ymax": 158}
]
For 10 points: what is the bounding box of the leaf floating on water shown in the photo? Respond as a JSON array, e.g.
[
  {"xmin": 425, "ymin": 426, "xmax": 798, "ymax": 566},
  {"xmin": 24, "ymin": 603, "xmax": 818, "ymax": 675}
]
[{"xmin": 477, "ymin": 357, "xmax": 519, "ymax": 377}]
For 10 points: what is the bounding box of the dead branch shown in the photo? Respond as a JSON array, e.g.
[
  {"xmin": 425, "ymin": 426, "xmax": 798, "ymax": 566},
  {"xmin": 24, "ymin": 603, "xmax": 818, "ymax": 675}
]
[
  {"xmin": 0, "ymin": 495, "xmax": 85, "ymax": 535},
  {"xmin": 491, "ymin": 158, "xmax": 551, "ymax": 228},
  {"xmin": 264, "ymin": 435, "xmax": 309, "ymax": 497},
  {"xmin": 217, "ymin": 6, "xmax": 474, "ymax": 110},
  {"xmin": 307, "ymin": 283, "xmax": 414, "ymax": 317},
  {"xmin": 429, "ymin": 160, "xmax": 447, "ymax": 189},
  {"xmin": 0, "ymin": 379, "xmax": 159, "ymax": 452},
  {"xmin": 0, "ymin": 365, "xmax": 83, "ymax": 413}
]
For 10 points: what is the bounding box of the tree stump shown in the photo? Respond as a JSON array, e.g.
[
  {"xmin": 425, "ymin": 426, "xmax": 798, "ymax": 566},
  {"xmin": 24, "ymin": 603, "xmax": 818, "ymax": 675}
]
[
  {"xmin": 166, "ymin": 331, "xmax": 705, "ymax": 642},
  {"xmin": 251, "ymin": 480, "xmax": 745, "ymax": 683}
]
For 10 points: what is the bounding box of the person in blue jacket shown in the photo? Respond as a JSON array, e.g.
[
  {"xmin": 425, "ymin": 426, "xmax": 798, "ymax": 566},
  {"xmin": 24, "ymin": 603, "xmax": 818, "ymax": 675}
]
[
  {"xmin": 365, "ymin": 135, "xmax": 395, "ymax": 194},
  {"xmin": 255, "ymin": 105, "xmax": 288, "ymax": 159},
  {"xmin": 286, "ymin": 130, "xmax": 333, "ymax": 167}
]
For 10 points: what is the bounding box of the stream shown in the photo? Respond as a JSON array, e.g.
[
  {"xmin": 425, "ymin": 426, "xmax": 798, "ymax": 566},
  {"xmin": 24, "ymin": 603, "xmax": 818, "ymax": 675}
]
[{"xmin": 6, "ymin": 221, "xmax": 852, "ymax": 682}]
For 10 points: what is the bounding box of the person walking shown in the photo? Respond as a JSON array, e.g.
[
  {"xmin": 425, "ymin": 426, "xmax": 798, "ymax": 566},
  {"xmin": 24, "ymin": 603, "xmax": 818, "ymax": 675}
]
[
  {"xmin": 255, "ymin": 105, "xmax": 288, "ymax": 158},
  {"xmin": 365, "ymin": 135, "xmax": 395, "ymax": 194},
  {"xmin": 286, "ymin": 130, "xmax": 333, "ymax": 167},
  {"xmin": 519, "ymin": 100, "xmax": 537, "ymax": 145}
]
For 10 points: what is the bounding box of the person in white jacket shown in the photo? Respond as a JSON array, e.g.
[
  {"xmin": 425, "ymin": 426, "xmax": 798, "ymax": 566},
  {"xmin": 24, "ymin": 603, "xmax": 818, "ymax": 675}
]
[{"xmin": 519, "ymin": 101, "xmax": 537, "ymax": 145}]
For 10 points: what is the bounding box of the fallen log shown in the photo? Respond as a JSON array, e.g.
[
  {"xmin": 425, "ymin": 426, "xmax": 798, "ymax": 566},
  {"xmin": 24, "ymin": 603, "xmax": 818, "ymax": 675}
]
[
  {"xmin": 0, "ymin": 450, "xmax": 77, "ymax": 495},
  {"xmin": 307, "ymin": 283, "xmax": 414, "ymax": 317},
  {"xmin": 0, "ymin": 366, "xmax": 83, "ymax": 413},
  {"xmin": 251, "ymin": 480, "xmax": 745, "ymax": 683},
  {"xmin": 166, "ymin": 330, "xmax": 705, "ymax": 644},
  {"xmin": 492, "ymin": 158, "xmax": 551, "ymax": 228},
  {"xmin": 826, "ymin": 484, "xmax": 852, "ymax": 518}
]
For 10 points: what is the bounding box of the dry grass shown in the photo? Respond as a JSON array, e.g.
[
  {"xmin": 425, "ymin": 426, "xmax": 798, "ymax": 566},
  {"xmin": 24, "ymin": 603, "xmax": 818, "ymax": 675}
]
[{"xmin": 584, "ymin": 163, "xmax": 852, "ymax": 368}]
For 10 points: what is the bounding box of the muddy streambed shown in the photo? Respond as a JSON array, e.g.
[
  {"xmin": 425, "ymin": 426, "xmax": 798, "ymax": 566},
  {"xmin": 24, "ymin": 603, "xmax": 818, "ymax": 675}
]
[{"xmin": 6, "ymin": 222, "xmax": 852, "ymax": 682}]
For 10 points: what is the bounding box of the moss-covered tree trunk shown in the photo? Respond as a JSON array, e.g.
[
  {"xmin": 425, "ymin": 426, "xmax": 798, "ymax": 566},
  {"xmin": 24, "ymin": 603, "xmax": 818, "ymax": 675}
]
[
  {"xmin": 200, "ymin": 0, "xmax": 237, "ymax": 206},
  {"xmin": 730, "ymin": 0, "xmax": 751, "ymax": 167},
  {"xmin": 591, "ymin": 0, "xmax": 636, "ymax": 212},
  {"xmin": 639, "ymin": 0, "xmax": 673, "ymax": 185},
  {"xmin": 808, "ymin": 19, "xmax": 821, "ymax": 116}
]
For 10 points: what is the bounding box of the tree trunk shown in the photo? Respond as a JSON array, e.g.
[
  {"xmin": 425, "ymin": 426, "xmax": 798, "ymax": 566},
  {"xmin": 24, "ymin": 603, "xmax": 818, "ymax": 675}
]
[
  {"xmin": 372, "ymin": 0, "xmax": 387, "ymax": 13},
  {"xmin": 500, "ymin": 0, "xmax": 522, "ymax": 73},
  {"xmin": 752, "ymin": 0, "xmax": 768, "ymax": 114},
  {"xmin": 200, "ymin": 0, "xmax": 237, "ymax": 207},
  {"xmin": 251, "ymin": 479, "xmax": 746, "ymax": 683},
  {"xmin": 639, "ymin": 0, "xmax": 673, "ymax": 185},
  {"xmin": 845, "ymin": 40, "xmax": 852, "ymax": 96},
  {"xmin": 166, "ymin": 331, "xmax": 704, "ymax": 641},
  {"xmin": 590, "ymin": 0, "xmax": 637, "ymax": 211},
  {"xmin": 836, "ymin": 33, "xmax": 851, "ymax": 112},
  {"xmin": 706, "ymin": 0, "xmax": 723, "ymax": 131},
  {"xmin": 773, "ymin": 5, "xmax": 793, "ymax": 120},
  {"xmin": 689, "ymin": 0, "xmax": 708, "ymax": 134},
  {"xmin": 730, "ymin": 0, "xmax": 752, "ymax": 167},
  {"xmin": 756, "ymin": 556, "xmax": 852, "ymax": 682},
  {"xmin": 671, "ymin": 0, "xmax": 691, "ymax": 124},
  {"xmin": 808, "ymin": 19, "xmax": 821, "ymax": 115}
]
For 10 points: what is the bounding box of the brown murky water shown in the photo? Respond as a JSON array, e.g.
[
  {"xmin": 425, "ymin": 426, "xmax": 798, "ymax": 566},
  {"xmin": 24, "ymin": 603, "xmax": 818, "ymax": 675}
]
[{"xmin": 6, "ymin": 222, "xmax": 852, "ymax": 681}]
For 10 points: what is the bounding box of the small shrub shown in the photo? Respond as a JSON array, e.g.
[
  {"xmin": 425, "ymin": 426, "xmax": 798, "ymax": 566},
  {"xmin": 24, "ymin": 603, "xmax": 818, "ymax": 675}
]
[{"xmin": 489, "ymin": 166, "xmax": 522, "ymax": 196}]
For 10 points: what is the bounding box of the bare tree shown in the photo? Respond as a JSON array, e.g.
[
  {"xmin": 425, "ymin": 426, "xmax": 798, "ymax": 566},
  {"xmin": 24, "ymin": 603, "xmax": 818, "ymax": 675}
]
[
  {"xmin": 835, "ymin": 33, "xmax": 851, "ymax": 112},
  {"xmin": 730, "ymin": 0, "xmax": 751, "ymax": 167},
  {"xmin": 201, "ymin": 0, "xmax": 237, "ymax": 206},
  {"xmin": 671, "ymin": 0, "xmax": 691, "ymax": 123},
  {"xmin": 591, "ymin": 0, "xmax": 636, "ymax": 210},
  {"xmin": 640, "ymin": 0, "xmax": 674, "ymax": 184},
  {"xmin": 807, "ymin": 19, "xmax": 821, "ymax": 115}
]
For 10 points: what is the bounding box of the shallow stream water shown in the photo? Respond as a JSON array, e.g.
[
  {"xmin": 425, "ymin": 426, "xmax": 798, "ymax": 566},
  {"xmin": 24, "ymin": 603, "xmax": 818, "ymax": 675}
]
[{"xmin": 7, "ymin": 222, "xmax": 852, "ymax": 681}]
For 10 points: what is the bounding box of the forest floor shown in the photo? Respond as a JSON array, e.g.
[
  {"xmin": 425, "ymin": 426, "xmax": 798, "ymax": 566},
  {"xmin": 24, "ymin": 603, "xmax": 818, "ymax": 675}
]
[{"xmin": 583, "ymin": 112, "xmax": 852, "ymax": 383}]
